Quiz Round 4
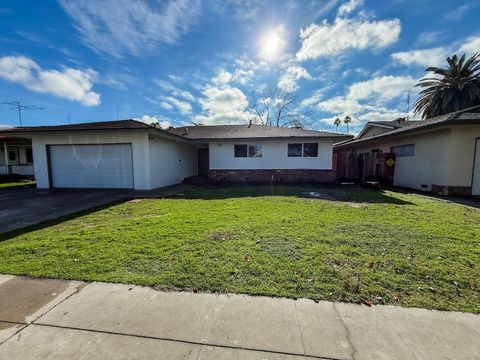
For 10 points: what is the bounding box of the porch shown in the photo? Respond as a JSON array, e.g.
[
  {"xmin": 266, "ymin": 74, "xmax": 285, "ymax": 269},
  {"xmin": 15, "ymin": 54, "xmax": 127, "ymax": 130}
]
[{"xmin": 0, "ymin": 136, "xmax": 34, "ymax": 177}]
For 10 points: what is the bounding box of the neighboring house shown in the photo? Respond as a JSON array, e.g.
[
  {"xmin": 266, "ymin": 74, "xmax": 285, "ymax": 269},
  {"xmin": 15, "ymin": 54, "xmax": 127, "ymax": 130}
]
[
  {"xmin": 334, "ymin": 111, "xmax": 480, "ymax": 196},
  {"xmin": 0, "ymin": 135, "xmax": 34, "ymax": 176},
  {"xmin": 0, "ymin": 120, "xmax": 350, "ymax": 190}
]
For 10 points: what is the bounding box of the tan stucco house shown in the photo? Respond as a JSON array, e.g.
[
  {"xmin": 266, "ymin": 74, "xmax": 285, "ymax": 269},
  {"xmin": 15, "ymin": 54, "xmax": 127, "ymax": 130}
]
[{"xmin": 334, "ymin": 110, "xmax": 480, "ymax": 196}]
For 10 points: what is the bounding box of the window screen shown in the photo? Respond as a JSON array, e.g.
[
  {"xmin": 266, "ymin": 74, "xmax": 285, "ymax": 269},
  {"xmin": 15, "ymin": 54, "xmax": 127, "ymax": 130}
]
[
  {"xmin": 234, "ymin": 144, "xmax": 247, "ymax": 157},
  {"xmin": 391, "ymin": 144, "xmax": 415, "ymax": 157},
  {"xmin": 287, "ymin": 143, "xmax": 302, "ymax": 157},
  {"xmin": 303, "ymin": 143, "xmax": 318, "ymax": 157}
]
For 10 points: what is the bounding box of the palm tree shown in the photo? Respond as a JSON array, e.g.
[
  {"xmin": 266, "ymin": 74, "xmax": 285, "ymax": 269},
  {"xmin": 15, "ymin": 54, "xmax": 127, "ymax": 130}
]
[
  {"xmin": 414, "ymin": 52, "xmax": 480, "ymax": 119},
  {"xmin": 333, "ymin": 117, "xmax": 341, "ymax": 132},
  {"xmin": 344, "ymin": 115, "xmax": 351, "ymax": 133}
]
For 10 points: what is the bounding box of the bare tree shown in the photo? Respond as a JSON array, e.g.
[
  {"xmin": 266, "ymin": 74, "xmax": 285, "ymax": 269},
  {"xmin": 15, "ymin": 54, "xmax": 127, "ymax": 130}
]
[{"xmin": 247, "ymin": 86, "xmax": 308, "ymax": 127}]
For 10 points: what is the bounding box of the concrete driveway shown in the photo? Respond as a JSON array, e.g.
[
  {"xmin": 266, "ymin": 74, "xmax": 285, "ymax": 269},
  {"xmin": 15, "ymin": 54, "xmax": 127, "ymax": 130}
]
[
  {"xmin": 0, "ymin": 275, "xmax": 479, "ymax": 360},
  {"xmin": 0, "ymin": 184, "xmax": 190, "ymax": 234},
  {"xmin": 0, "ymin": 188, "xmax": 133, "ymax": 234}
]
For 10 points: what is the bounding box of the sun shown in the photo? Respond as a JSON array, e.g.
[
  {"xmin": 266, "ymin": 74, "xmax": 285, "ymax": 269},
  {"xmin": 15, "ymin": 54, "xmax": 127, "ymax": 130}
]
[{"xmin": 259, "ymin": 26, "xmax": 286, "ymax": 61}]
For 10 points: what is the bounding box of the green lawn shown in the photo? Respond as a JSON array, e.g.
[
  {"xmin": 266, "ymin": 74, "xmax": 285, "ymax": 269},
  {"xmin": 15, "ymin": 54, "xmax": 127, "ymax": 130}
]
[
  {"xmin": 0, "ymin": 185, "xmax": 479, "ymax": 313},
  {"xmin": 0, "ymin": 178, "xmax": 35, "ymax": 189}
]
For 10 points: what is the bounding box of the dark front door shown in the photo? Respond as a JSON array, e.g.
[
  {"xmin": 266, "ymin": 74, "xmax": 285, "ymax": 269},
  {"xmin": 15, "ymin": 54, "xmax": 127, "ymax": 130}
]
[{"xmin": 197, "ymin": 147, "xmax": 209, "ymax": 177}]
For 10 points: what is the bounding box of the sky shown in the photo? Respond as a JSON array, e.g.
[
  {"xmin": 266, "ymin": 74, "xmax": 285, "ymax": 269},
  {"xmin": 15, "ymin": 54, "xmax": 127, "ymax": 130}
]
[{"xmin": 0, "ymin": 0, "xmax": 479, "ymax": 134}]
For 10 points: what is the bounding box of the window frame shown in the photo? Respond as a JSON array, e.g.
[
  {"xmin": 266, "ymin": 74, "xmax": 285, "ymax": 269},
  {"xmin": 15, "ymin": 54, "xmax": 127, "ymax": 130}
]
[
  {"xmin": 234, "ymin": 144, "xmax": 248, "ymax": 158},
  {"xmin": 248, "ymin": 144, "xmax": 263, "ymax": 158},
  {"xmin": 234, "ymin": 143, "xmax": 263, "ymax": 158},
  {"xmin": 287, "ymin": 142, "xmax": 319, "ymax": 158},
  {"xmin": 287, "ymin": 143, "xmax": 303, "ymax": 157},
  {"xmin": 303, "ymin": 143, "xmax": 319, "ymax": 157},
  {"xmin": 391, "ymin": 144, "xmax": 415, "ymax": 157}
]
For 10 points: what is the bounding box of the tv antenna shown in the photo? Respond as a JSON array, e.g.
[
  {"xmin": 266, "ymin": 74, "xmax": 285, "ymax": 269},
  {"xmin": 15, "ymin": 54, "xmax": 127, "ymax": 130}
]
[{"xmin": 1, "ymin": 101, "xmax": 44, "ymax": 126}]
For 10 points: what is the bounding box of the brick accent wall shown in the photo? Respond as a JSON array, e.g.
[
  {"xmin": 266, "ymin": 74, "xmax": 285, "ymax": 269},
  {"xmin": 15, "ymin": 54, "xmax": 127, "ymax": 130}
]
[
  {"xmin": 431, "ymin": 185, "xmax": 472, "ymax": 197},
  {"xmin": 208, "ymin": 169, "xmax": 335, "ymax": 183}
]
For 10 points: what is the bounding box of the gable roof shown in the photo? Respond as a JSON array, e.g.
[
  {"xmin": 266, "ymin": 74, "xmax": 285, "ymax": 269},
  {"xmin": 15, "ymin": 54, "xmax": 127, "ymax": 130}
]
[
  {"xmin": 355, "ymin": 118, "xmax": 416, "ymax": 139},
  {"xmin": 335, "ymin": 110, "xmax": 480, "ymax": 149},
  {"xmin": 167, "ymin": 124, "xmax": 350, "ymax": 140}
]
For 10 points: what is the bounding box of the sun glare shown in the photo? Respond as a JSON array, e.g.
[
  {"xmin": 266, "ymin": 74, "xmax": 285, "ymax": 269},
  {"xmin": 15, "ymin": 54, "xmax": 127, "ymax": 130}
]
[{"xmin": 259, "ymin": 26, "xmax": 285, "ymax": 61}]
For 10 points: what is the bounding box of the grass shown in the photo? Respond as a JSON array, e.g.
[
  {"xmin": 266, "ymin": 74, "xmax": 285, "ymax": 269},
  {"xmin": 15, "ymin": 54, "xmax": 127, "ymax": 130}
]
[
  {"xmin": 0, "ymin": 184, "xmax": 479, "ymax": 313},
  {"xmin": 0, "ymin": 178, "xmax": 35, "ymax": 189}
]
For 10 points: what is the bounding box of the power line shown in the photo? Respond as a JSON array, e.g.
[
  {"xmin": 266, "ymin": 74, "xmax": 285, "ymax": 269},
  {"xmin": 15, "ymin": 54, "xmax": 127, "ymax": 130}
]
[{"xmin": 1, "ymin": 101, "xmax": 44, "ymax": 126}]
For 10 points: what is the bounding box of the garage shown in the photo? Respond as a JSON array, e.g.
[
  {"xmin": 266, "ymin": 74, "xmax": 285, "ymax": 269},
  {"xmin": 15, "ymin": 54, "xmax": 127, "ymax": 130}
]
[{"xmin": 48, "ymin": 144, "xmax": 134, "ymax": 188}]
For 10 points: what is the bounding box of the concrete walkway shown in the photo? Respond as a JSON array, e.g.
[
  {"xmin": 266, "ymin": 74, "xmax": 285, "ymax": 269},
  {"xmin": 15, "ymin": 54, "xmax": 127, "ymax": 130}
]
[{"xmin": 0, "ymin": 275, "xmax": 478, "ymax": 360}]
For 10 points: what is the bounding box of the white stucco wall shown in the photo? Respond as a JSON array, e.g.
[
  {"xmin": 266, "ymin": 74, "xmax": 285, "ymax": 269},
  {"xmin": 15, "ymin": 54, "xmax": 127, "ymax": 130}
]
[
  {"xmin": 392, "ymin": 130, "xmax": 451, "ymax": 191},
  {"xmin": 339, "ymin": 125, "xmax": 480, "ymax": 192},
  {"xmin": 148, "ymin": 134, "xmax": 197, "ymax": 189},
  {"xmin": 209, "ymin": 138, "xmax": 334, "ymax": 170},
  {"xmin": 447, "ymin": 125, "xmax": 480, "ymax": 187},
  {"xmin": 345, "ymin": 128, "xmax": 452, "ymax": 191},
  {"xmin": 31, "ymin": 131, "xmax": 151, "ymax": 190}
]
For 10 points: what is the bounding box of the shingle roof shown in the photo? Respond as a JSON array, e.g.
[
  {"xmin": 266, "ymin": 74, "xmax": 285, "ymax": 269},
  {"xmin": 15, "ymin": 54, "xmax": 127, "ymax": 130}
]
[
  {"xmin": 0, "ymin": 119, "xmax": 352, "ymax": 141},
  {"xmin": 371, "ymin": 119, "xmax": 416, "ymax": 128},
  {"xmin": 335, "ymin": 111, "xmax": 480, "ymax": 149},
  {"xmin": 167, "ymin": 124, "xmax": 350, "ymax": 140},
  {"xmin": 0, "ymin": 119, "xmax": 152, "ymax": 133}
]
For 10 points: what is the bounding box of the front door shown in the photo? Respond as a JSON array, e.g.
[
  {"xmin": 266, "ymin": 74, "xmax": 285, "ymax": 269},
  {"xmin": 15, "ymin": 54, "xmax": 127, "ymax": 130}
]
[
  {"xmin": 197, "ymin": 147, "xmax": 209, "ymax": 177},
  {"xmin": 472, "ymin": 138, "xmax": 480, "ymax": 196}
]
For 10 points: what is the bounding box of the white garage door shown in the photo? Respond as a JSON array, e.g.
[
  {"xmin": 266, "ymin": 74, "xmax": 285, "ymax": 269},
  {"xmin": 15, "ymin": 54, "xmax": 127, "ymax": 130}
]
[
  {"xmin": 473, "ymin": 139, "xmax": 480, "ymax": 196},
  {"xmin": 49, "ymin": 144, "xmax": 134, "ymax": 188}
]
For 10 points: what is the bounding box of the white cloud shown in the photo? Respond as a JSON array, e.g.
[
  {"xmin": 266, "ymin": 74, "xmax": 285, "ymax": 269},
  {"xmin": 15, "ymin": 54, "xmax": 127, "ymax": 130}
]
[
  {"xmin": 391, "ymin": 47, "xmax": 448, "ymax": 67},
  {"xmin": 136, "ymin": 115, "xmax": 172, "ymax": 129},
  {"xmin": 159, "ymin": 101, "xmax": 174, "ymax": 110},
  {"xmin": 357, "ymin": 109, "xmax": 408, "ymax": 122},
  {"xmin": 155, "ymin": 79, "xmax": 195, "ymax": 101},
  {"xmin": 296, "ymin": 18, "xmax": 401, "ymax": 61},
  {"xmin": 277, "ymin": 64, "xmax": 312, "ymax": 92},
  {"xmin": 195, "ymin": 86, "xmax": 251, "ymax": 125},
  {"xmin": 459, "ymin": 36, "xmax": 480, "ymax": 55},
  {"xmin": 159, "ymin": 96, "xmax": 192, "ymax": 114},
  {"xmin": 314, "ymin": 75, "xmax": 413, "ymax": 129},
  {"xmin": 317, "ymin": 96, "xmax": 364, "ymax": 117},
  {"xmin": 0, "ymin": 55, "xmax": 100, "ymax": 106},
  {"xmin": 415, "ymin": 31, "xmax": 446, "ymax": 46},
  {"xmin": 337, "ymin": 0, "xmax": 363, "ymax": 16},
  {"xmin": 443, "ymin": 4, "xmax": 472, "ymax": 22},
  {"xmin": 59, "ymin": 0, "xmax": 200, "ymax": 57},
  {"xmin": 212, "ymin": 70, "xmax": 233, "ymax": 85},
  {"xmin": 301, "ymin": 85, "xmax": 335, "ymax": 107},
  {"xmin": 347, "ymin": 75, "xmax": 416, "ymax": 102}
]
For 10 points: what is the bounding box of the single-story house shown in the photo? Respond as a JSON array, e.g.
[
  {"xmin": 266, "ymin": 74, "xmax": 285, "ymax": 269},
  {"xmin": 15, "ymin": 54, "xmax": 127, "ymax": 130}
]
[
  {"xmin": 334, "ymin": 110, "xmax": 480, "ymax": 196},
  {"xmin": 0, "ymin": 120, "xmax": 350, "ymax": 190},
  {"xmin": 0, "ymin": 135, "xmax": 34, "ymax": 176}
]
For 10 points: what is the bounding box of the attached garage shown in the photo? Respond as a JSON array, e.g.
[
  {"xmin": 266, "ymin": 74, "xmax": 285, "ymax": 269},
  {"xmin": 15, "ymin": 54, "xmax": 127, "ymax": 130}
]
[{"xmin": 48, "ymin": 144, "xmax": 134, "ymax": 189}]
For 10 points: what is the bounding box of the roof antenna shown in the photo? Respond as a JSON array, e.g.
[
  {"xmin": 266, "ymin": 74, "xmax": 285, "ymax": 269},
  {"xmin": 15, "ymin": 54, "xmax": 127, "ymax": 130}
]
[
  {"xmin": 67, "ymin": 114, "xmax": 70, "ymax": 124},
  {"xmin": 1, "ymin": 101, "xmax": 43, "ymax": 126}
]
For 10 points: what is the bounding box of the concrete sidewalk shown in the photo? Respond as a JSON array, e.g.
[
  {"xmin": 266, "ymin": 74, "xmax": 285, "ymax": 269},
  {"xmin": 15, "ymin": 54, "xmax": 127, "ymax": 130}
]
[{"xmin": 0, "ymin": 275, "xmax": 478, "ymax": 359}]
